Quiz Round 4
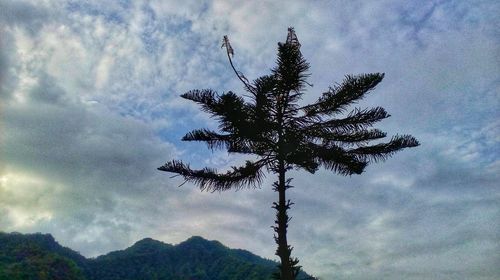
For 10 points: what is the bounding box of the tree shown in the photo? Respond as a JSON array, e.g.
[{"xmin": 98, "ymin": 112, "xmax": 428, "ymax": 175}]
[{"xmin": 158, "ymin": 28, "xmax": 419, "ymax": 280}]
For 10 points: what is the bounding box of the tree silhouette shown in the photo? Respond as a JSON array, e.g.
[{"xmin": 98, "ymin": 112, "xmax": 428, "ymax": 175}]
[{"xmin": 158, "ymin": 28, "xmax": 419, "ymax": 280}]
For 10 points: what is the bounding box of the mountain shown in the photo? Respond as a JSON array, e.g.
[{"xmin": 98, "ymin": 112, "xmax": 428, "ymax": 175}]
[
  {"xmin": 0, "ymin": 232, "xmax": 86, "ymax": 280},
  {"xmin": 0, "ymin": 232, "xmax": 314, "ymax": 280}
]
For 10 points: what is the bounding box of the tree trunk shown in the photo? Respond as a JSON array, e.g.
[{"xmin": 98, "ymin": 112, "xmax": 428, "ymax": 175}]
[{"xmin": 273, "ymin": 159, "xmax": 295, "ymax": 280}]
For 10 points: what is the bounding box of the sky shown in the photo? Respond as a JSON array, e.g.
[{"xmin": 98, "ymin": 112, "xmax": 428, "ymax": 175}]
[{"xmin": 0, "ymin": 0, "xmax": 499, "ymax": 279}]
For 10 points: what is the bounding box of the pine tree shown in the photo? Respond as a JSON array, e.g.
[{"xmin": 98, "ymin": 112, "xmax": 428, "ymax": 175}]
[{"xmin": 158, "ymin": 28, "xmax": 419, "ymax": 280}]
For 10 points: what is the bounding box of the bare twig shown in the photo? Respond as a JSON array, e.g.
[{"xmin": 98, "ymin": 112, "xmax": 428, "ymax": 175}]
[{"xmin": 222, "ymin": 35, "xmax": 257, "ymax": 96}]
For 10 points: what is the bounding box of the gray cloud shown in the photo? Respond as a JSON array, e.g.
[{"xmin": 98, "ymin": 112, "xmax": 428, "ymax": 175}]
[{"xmin": 0, "ymin": 0, "xmax": 54, "ymax": 32}]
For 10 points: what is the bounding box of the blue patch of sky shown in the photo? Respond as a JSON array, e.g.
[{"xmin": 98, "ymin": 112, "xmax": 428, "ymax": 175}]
[
  {"xmin": 159, "ymin": 125, "xmax": 229, "ymax": 169},
  {"xmin": 153, "ymin": 95, "xmax": 227, "ymax": 164},
  {"xmin": 397, "ymin": 1, "xmax": 440, "ymax": 48},
  {"xmin": 66, "ymin": 1, "xmax": 128, "ymax": 25},
  {"xmin": 139, "ymin": 4, "xmax": 161, "ymax": 54},
  {"xmin": 397, "ymin": 0, "xmax": 497, "ymax": 44},
  {"xmin": 117, "ymin": 0, "xmax": 132, "ymax": 10},
  {"xmin": 139, "ymin": 3, "xmax": 197, "ymax": 55}
]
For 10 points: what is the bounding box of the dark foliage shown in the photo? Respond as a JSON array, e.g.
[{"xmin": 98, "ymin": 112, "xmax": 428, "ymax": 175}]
[
  {"xmin": 0, "ymin": 232, "xmax": 312, "ymax": 280},
  {"xmin": 0, "ymin": 232, "xmax": 86, "ymax": 280},
  {"xmin": 159, "ymin": 28, "xmax": 419, "ymax": 279}
]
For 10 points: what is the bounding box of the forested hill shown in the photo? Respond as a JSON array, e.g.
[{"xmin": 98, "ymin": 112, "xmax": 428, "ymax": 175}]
[
  {"xmin": 0, "ymin": 232, "xmax": 314, "ymax": 279},
  {"xmin": 0, "ymin": 232, "xmax": 87, "ymax": 279}
]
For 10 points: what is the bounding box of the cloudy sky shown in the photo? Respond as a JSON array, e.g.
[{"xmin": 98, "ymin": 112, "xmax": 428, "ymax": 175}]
[{"xmin": 1, "ymin": 0, "xmax": 499, "ymax": 279}]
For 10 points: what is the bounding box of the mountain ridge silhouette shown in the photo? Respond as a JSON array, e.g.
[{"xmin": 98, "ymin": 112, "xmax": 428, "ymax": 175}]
[{"xmin": 0, "ymin": 232, "xmax": 314, "ymax": 279}]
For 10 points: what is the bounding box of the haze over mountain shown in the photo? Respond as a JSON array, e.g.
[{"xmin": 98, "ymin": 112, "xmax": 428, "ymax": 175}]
[{"xmin": 0, "ymin": 232, "xmax": 314, "ymax": 279}]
